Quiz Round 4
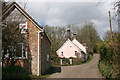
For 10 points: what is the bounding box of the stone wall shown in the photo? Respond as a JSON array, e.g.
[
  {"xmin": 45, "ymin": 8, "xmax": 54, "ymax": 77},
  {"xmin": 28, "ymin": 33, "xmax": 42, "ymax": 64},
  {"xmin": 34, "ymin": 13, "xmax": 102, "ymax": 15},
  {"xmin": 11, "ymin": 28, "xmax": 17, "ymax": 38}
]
[
  {"xmin": 3, "ymin": 8, "xmax": 51, "ymax": 76},
  {"xmin": 27, "ymin": 19, "xmax": 40, "ymax": 75}
]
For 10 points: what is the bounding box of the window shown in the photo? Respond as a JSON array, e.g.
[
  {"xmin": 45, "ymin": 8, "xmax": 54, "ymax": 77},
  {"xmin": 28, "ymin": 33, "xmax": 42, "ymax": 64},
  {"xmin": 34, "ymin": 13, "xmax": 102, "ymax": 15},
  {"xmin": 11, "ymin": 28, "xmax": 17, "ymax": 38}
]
[
  {"xmin": 81, "ymin": 51, "xmax": 85, "ymax": 58},
  {"xmin": 19, "ymin": 22, "xmax": 27, "ymax": 34},
  {"xmin": 3, "ymin": 43, "xmax": 28, "ymax": 59},
  {"xmin": 75, "ymin": 51, "xmax": 77, "ymax": 56},
  {"xmin": 14, "ymin": 43, "xmax": 28, "ymax": 58},
  {"xmin": 47, "ymin": 54, "xmax": 49, "ymax": 61},
  {"xmin": 61, "ymin": 52, "xmax": 63, "ymax": 56}
]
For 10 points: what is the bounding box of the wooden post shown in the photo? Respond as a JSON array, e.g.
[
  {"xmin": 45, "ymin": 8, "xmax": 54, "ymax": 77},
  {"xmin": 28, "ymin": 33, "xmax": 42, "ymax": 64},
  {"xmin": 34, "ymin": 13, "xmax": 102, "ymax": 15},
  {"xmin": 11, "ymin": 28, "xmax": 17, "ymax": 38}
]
[
  {"xmin": 108, "ymin": 11, "xmax": 113, "ymax": 38},
  {"xmin": 69, "ymin": 59, "xmax": 72, "ymax": 65}
]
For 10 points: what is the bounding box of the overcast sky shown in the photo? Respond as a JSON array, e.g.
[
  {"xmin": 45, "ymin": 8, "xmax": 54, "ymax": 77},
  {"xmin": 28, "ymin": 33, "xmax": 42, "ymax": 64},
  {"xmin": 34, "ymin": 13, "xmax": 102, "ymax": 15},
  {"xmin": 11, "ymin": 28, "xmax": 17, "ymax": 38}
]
[{"xmin": 7, "ymin": 0, "xmax": 118, "ymax": 39}]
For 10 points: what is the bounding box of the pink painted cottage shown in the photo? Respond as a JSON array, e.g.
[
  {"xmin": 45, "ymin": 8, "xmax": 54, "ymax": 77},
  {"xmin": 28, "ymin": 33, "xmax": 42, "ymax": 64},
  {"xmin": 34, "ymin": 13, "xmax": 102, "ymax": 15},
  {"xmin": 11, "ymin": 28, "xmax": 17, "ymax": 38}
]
[{"xmin": 56, "ymin": 30, "xmax": 88, "ymax": 60}]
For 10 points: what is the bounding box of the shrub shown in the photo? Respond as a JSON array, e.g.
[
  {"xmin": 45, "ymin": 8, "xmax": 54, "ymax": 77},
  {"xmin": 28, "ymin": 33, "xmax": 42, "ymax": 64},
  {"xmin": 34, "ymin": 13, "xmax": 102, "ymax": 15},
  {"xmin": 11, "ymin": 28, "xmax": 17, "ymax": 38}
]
[
  {"xmin": 62, "ymin": 58, "xmax": 70, "ymax": 66},
  {"xmin": 98, "ymin": 61, "xmax": 117, "ymax": 78},
  {"xmin": 50, "ymin": 55, "xmax": 60, "ymax": 66},
  {"xmin": 72, "ymin": 58, "xmax": 83, "ymax": 65},
  {"xmin": 29, "ymin": 74, "xmax": 50, "ymax": 79},
  {"xmin": 2, "ymin": 65, "xmax": 30, "ymax": 80},
  {"xmin": 43, "ymin": 66, "xmax": 56, "ymax": 75},
  {"xmin": 98, "ymin": 32, "xmax": 120, "ymax": 78}
]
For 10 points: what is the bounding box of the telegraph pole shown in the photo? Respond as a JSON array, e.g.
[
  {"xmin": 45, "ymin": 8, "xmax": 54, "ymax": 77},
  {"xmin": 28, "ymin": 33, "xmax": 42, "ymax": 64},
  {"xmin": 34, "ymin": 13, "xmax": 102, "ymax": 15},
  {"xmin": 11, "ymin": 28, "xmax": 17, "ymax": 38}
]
[{"xmin": 108, "ymin": 11, "xmax": 113, "ymax": 39}]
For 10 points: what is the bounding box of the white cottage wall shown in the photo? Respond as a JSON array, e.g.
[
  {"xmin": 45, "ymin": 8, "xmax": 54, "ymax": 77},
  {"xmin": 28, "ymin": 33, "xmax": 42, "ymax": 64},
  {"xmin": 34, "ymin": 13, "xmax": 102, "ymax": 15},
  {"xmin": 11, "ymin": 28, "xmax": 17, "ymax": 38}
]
[{"xmin": 57, "ymin": 39, "xmax": 81, "ymax": 58}]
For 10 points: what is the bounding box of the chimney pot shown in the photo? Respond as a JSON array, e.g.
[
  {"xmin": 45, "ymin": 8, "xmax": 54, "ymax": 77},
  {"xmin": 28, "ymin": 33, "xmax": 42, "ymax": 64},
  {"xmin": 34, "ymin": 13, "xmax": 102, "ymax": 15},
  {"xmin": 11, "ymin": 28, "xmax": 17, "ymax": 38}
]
[
  {"xmin": 73, "ymin": 33, "xmax": 76, "ymax": 39},
  {"xmin": 67, "ymin": 29, "xmax": 70, "ymax": 39},
  {"xmin": 83, "ymin": 43, "xmax": 87, "ymax": 46}
]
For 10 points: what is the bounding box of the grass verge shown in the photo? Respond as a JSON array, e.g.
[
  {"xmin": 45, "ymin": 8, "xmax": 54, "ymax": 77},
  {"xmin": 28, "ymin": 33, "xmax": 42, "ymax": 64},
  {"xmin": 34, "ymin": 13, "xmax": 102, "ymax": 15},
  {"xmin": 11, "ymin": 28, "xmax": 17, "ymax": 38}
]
[
  {"xmin": 98, "ymin": 61, "xmax": 117, "ymax": 78},
  {"xmin": 30, "ymin": 66, "xmax": 56, "ymax": 79},
  {"xmin": 29, "ymin": 74, "xmax": 50, "ymax": 79},
  {"xmin": 83, "ymin": 55, "xmax": 93, "ymax": 64}
]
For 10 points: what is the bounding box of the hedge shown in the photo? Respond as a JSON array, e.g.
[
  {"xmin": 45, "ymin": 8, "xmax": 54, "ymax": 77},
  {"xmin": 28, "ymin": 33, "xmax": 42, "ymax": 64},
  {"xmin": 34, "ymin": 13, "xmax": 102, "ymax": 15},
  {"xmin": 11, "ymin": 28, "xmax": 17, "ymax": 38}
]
[
  {"xmin": 2, "ymin": 65, "xmax": 30, "ymax": 80},
  {"xmin": 98, "ymin": 61, "xmax": 117, "ymax": 78}
]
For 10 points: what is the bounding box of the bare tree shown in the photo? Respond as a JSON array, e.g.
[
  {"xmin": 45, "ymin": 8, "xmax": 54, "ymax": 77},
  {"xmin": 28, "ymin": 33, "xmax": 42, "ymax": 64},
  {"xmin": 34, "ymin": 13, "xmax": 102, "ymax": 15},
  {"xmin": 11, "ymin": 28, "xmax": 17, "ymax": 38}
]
[{"xmin": 2, "ymin": 1, "xmax": 28, "ymax": 65}]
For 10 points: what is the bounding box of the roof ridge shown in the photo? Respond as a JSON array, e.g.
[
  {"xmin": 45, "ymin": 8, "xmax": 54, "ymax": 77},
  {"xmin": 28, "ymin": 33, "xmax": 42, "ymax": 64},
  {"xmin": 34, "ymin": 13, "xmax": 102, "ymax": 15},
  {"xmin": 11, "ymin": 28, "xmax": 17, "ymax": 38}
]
[
  {"xmin": 57, "ymin": 39, "xmax": 80, "ymax": 52},
  {"xmin": 2, "ymin": 1, "xmax": 43, "ymax": 30},
  {"xmin": 72, "ymin": 39, "xmax": 87, "ymax": 54}
]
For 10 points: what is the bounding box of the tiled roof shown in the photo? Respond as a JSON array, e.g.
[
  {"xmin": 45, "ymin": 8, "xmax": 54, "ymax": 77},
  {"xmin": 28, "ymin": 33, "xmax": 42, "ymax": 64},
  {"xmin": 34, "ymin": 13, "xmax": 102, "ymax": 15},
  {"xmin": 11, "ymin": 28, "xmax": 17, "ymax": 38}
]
[{"xmin": 72, "ymin": 39, "xmax": 87, "ymax": 54}]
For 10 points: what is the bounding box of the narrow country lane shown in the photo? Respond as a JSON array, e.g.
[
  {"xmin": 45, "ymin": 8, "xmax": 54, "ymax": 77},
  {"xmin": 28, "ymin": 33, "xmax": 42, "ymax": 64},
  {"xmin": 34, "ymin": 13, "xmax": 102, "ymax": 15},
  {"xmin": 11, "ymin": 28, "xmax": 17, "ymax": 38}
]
[{"xmin": 48, "ymin": 54, "xmax": 104, "ymax": 78}]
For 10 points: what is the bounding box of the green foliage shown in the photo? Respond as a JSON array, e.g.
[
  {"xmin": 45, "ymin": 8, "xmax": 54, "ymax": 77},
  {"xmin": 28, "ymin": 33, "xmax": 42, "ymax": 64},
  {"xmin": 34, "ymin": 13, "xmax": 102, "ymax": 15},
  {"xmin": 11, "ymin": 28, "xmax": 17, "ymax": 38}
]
[
  {"xmin": 72, "ymin": 58, "xmax": 84, "ymax": 65},
  {"xmin": 59, "ymin": 58, "xmax": 83, "ymax": 66},
  {"xmin": 45, "ymin": 22, "xmax": 100, "ymax": 66},
  {"xmin": 61, "ymin": 58, "xmax": 70, "ymax": 66},
  {"xmin": 98, "ymin": 32, "xmax": 120, "ymax": 78},
  {"xmin": 44, "ymin": 25, "xmax": 66, "ymax": 55},
  {"xmin": 98, "ymin": 61, "xmax": 116, "ymax": 78},
  {"xmin": 83, "ymin": 55, "xmax": 93, "ymax": 64},
  {"xmin": 30, "ymin": 67, "xmax": 56, "ymax": 79},
  {"xmin": 51, "ymin": 56, "xmax": 93, "ymax": 66},
  {"xmin": 2, "ymin": 21, "xmax": 28, "ymax": 58},
  {"xmin": 98, "ymin": 32, "xmax": 120, "ymax": 63},
  {"xmin": 44, "ymin": 66, "xmax": 56, "ymax": 75},
  {"xmin": 2, "ymin": 65, "xmax": 30, "ymax": 79},
  {"xmin": 29, "ymin": 75, "xmax": 41, "ymax": 79},
  {"xmin": 98, "ymin": 40, "xmax": 108, "ymax": 61},
  {"xmin": 75, "ymin": 22, "xmax": 101, "ymax": 53},
  {"xmin": 29, "ymin": 74, "xmax": 50, "ymax": 79},
  {"xmin": 50, "ymin": 55, "xmax": 60, "ymax": 66}
]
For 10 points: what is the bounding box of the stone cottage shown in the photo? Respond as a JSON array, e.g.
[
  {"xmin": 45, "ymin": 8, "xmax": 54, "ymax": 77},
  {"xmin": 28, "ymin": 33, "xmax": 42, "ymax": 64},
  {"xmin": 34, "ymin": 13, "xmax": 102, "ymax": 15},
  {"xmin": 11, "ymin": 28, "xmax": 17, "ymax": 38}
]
[{"xmin": 2, "ymin": 2, "xmax": 51, "ymax": 76}]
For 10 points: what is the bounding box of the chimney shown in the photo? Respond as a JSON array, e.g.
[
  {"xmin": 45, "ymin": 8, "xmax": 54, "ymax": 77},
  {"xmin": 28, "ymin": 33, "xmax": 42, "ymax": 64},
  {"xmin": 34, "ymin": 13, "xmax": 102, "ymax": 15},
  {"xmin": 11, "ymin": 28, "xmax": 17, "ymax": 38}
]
[
  {"xmin": 83, "ymin": 43, "xmax": 87, "ymax": 46},
  {"xmin": 73, "ymin": 33, "xmax": 76, "ymax": 39},
  {"xmin": 83, "ymin": 43, "xmax": 87, "ymax": 48},
  {"xmin": 67, "ymin": 29, "xmax": 70, "ymax": 39}
]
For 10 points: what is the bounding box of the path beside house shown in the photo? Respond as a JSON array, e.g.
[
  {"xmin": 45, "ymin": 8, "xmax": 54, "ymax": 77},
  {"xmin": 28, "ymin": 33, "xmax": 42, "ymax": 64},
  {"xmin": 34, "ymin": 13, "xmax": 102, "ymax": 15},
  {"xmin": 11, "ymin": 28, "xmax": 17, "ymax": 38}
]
[{"xmin": 48, "ymin": 54, "xmax": 104, "ymax": 78}]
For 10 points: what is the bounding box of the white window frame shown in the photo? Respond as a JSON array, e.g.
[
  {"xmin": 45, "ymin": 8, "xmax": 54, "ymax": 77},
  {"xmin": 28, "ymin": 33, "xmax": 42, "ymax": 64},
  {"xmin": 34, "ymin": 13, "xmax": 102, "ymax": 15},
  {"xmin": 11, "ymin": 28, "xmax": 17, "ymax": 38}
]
[
  {"xmin": 14, "ymin": 43, "xmax": 28, "ymax": 59},
  {"xmin": 47, "ymin": 54, "xmax": 49, "ymax": 61},
  {"xmin": 19, "ymin": 22, "xmax": 27, "ymax": 34}
]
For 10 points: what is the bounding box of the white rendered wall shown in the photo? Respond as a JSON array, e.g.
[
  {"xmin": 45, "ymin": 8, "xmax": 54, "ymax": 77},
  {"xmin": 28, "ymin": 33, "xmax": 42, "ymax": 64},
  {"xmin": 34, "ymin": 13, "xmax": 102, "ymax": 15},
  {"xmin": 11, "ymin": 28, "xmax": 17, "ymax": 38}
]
[{"xmin": 57, "ymin": 39, "xmax": 81, "ymax": 58}]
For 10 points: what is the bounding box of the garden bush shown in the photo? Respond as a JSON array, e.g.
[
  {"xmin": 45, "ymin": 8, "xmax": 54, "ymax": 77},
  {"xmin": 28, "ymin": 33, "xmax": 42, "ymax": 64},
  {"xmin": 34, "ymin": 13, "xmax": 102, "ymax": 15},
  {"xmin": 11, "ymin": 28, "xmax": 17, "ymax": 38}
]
[
  {"xmin": 62, "ymin": 58, "xmax": 70, "ymax": 66},
  {"xmin": 51, "ymin": 56, "xmax": 93, "ymax": 66},
  {"xmin": 98, "ymin": 61, "xmax": 118, "ymax": 78},
  {"xmin": 72, "ymin": 58, "xmax": 83, "ymax": 65},
  {"xmin": 2, "ymin": 65, "xmax": 30, "ymax": 80},
  {"xmin": 98, "ymin": 32, "xmax": 120, "ymax": 78},
  {"xmin": 43, "ymin": 66, "xmax": 56, "ymax": 75}
]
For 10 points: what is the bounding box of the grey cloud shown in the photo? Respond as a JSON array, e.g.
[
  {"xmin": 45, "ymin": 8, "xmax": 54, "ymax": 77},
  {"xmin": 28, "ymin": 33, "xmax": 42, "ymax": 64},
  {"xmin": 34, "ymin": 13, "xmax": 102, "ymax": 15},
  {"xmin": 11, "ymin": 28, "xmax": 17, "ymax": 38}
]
[{"xmin": 16, "ymin": 1, "xmax": 117, "ymax": 38}]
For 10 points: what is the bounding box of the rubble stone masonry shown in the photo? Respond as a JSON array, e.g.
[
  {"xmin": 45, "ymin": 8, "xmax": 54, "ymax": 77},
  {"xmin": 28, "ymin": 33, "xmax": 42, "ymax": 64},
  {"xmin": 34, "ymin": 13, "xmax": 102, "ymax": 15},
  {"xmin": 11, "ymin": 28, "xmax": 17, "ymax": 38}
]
[{"xmin": 27, "ymin": 19, "xmax": 40, "ymax": 75}]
